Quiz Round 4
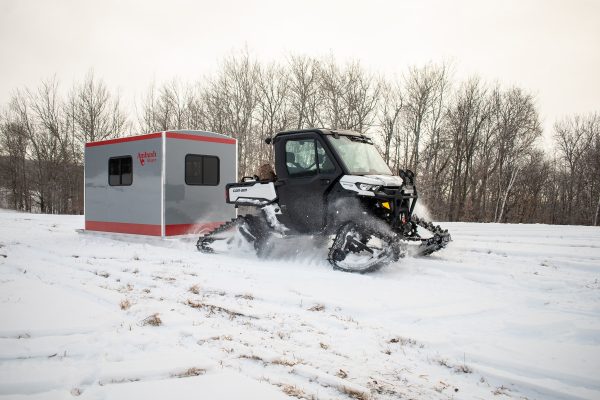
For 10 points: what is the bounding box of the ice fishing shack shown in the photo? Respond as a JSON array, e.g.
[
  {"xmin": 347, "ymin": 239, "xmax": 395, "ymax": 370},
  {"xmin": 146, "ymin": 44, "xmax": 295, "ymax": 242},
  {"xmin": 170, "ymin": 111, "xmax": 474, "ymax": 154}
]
[{"xmin": 84, "ymin": 130, "xmax": 237, "ymax": 236}]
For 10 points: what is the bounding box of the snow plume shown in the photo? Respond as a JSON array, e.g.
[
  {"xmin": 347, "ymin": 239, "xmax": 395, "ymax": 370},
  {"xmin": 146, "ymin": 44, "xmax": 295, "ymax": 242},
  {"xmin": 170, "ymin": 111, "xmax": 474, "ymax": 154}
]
[
  {"xmin": 261, "ymin": 204, "xmax": 289, "ymax": 234},
  {"xmin": 331, "ymin": 197, "xmax": 394, "ymax": 236},
  {"xmin": 413, "ymin": 201, "xmax": 433, "ymax": 221}
]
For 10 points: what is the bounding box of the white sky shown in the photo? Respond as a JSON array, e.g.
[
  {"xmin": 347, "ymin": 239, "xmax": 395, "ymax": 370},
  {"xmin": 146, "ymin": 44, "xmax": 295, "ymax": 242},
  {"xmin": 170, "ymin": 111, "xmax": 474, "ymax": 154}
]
[{"xmin": 0, "ymin": 0, "xmax": 599, "ymax": 144}]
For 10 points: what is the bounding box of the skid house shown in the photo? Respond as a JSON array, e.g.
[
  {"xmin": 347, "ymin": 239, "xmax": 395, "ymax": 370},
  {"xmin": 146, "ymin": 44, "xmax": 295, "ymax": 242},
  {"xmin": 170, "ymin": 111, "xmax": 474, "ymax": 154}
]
[{"xmin": 84, "ymin": 130, "xmax": 237, "ymax": 236}]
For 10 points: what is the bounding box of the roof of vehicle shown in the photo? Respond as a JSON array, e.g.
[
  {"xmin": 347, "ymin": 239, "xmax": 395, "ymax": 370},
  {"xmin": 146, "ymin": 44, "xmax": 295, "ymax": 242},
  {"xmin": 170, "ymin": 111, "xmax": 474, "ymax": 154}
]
[{"xmin": 273, "ymin": 128, "xmax": 365, "ymax": 139}]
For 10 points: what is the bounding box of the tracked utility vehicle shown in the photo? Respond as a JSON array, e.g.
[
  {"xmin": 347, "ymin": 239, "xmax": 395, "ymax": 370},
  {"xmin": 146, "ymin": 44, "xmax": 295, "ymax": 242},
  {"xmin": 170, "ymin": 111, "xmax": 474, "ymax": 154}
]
[{"xmin": 198, "ymin": 128, "xmax": 450, "ymax": 272}]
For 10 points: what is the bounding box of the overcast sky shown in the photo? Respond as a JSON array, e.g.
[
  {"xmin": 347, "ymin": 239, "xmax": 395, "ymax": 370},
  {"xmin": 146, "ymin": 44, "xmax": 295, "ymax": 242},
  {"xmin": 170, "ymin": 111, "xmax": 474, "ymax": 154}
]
[{"xmin": 0, "ymin": 0, "xmax": 598, "ymax": 143}]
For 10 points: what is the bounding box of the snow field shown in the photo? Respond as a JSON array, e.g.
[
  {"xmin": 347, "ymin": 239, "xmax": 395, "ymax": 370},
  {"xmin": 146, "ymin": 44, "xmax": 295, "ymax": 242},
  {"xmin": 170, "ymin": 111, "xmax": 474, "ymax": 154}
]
[{"xmin": 0, "ymin": 211, "xmax": 599, "ymax": 399}]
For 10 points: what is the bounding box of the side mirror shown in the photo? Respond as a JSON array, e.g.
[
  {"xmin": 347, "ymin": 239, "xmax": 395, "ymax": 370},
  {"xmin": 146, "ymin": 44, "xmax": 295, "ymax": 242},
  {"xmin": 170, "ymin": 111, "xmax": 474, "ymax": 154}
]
[{"xmin": 264, "ymin": 137, "xmax": 272, "ymax": 145}]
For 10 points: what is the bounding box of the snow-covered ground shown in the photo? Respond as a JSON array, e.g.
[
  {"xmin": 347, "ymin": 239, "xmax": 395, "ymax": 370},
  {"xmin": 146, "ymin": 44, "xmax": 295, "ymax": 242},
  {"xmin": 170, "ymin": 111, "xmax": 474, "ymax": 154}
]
[{"xmin": 0, "ymin": 210, "xmax": 599, "ymax": 400}]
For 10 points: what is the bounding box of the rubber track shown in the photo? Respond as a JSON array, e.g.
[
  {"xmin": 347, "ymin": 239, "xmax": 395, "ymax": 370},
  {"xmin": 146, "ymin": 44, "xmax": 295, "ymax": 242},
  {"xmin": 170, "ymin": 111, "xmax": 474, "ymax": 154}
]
[
  {"xmin": 196, "ymin": 216, "xmax": 250, "ymax": 253},
  {"xmin": 410, "ymin": 215, "xmax": 452, "ymax": 256},
  {"xmin": 198, "ymin": 214, "xmax": 451, "ymax": 262},
  {"xmin": 327, "ymin": 222, "xmax": 399, "ymax": 273}
]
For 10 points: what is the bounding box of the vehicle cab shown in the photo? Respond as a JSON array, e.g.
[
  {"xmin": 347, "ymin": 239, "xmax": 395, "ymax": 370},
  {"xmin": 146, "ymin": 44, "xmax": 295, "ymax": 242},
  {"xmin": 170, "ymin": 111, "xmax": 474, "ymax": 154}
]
[{"xmin": 270, "ymin": 129, "xmax": 414, "ymax": 233}]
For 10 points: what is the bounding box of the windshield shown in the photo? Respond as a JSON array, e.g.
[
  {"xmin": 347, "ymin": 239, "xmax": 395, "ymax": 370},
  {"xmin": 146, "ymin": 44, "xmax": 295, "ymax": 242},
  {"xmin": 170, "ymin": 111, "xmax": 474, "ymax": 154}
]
[{"xmin": 326, "ymin": 135, "xmax": 392, "ymax": 175}]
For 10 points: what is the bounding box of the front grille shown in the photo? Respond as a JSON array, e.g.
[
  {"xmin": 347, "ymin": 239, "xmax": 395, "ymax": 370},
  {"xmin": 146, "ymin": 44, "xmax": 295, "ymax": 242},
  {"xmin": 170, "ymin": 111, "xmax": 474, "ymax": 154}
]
[{"xmin": 382, "ymin": 187, "xmax": 401, "ymax": 195}]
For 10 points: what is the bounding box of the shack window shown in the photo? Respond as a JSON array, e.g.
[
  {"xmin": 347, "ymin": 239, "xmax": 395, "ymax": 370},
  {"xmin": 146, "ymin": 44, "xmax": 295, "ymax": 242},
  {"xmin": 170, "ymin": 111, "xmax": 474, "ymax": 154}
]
[
  {"xmin": 109, "ymin": 156, "xmax": 132, "ymax": 186},
  {"xmin": 186, "ymin": 154, "xmax": 220, "ymax": 185}
]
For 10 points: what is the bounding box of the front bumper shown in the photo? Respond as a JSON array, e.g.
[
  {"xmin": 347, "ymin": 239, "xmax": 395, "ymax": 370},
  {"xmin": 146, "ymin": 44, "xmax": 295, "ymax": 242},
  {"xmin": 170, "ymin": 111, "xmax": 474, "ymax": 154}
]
[{"xmin": 369, "ymin": 184, "xmax": 418, "ymax": 229}]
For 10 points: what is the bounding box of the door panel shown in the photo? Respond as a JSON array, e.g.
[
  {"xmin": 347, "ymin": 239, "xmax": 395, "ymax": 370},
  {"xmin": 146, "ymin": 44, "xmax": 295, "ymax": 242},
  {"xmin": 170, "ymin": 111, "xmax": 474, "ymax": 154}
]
[{"xmin": 276, "ymin": 135, "xmax": 340, "ymax": 233}]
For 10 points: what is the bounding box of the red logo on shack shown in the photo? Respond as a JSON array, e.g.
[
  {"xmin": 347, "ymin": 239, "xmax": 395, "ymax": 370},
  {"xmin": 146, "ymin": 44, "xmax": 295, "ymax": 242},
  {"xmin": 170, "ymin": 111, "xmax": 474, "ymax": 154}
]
[{"xmin": 137, "ymin": 150, "xmax": 157, "ymax": 166}]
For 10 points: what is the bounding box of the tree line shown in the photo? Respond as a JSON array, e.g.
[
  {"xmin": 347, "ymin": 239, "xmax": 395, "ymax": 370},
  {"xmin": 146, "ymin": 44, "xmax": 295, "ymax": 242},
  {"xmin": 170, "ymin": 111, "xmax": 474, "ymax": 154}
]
[{"xmin": 1, "ymin": 52, "xmax": 598, "ymax": 225}]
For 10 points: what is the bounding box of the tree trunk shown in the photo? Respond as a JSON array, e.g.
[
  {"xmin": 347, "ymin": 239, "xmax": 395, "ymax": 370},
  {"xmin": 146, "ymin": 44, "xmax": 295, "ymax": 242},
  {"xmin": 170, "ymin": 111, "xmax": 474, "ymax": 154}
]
[
  {"xmin": 594, "ymin": 195, "xmax": 600, "ymax": 226},
  {"xmin": 497, "ymin": 167, "xmax": 519, "ymax": 223}
]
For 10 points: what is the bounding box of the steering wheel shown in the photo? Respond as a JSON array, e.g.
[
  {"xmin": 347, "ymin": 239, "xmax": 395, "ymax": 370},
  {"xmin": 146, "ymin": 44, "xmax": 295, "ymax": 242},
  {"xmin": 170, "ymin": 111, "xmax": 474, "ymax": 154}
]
[{"xmin": 287, "ymin": 161, "xmax": 304, "ymax": 170}]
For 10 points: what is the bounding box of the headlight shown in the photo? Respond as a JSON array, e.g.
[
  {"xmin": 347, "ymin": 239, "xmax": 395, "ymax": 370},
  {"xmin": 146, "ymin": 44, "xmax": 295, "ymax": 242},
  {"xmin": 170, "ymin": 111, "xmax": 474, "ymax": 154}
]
[{"xmin": 356, "ymin": 183, "xmax": 381, "ymax": 191}]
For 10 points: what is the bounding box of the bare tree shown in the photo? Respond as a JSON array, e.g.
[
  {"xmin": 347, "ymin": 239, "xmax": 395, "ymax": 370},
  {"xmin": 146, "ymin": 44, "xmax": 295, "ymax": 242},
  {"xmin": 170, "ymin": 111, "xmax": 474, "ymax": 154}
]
[
  {"xmin": 401, "ymin": 64, "xmax": 438, "ymax": 172},
  {"xmin": 418, "ymin": 63, "xmax": 452, "ymax": 210},
  {"xmin": 0, "ymin": 111, "xmax": 30, "ymax": 211},
  {"xmin": 204, "ymin": 51, "xmax": 259, "ymax": 176},
  {"xmin": 11, "ymin": 78, "xmax": 71, "ymax": 213},
  {"xmin": 377, "ymin": 79, "xmax": 403, "ymax": 165},
  {"xmin": 341, "ymin": 62, "xmax": 380, "ymax": 132},
  {"xmin": 288, "ymin": 55, "xmax": 322, "ymax": 129},
  {"xmin": 318, "ymin": 57, "xmax": 345, "ymax": 129},
  {"xmin": 492, "ymin": 87, "xmax": 541, "ymax": 222},
  {"xmin": 69, "ymin": 70, "xmax": 128, "ymax": 145},
  {"xmin": 138, "ymin": 79, "xmax": 194, "ymax": 132},
  {"xmin": 138, "ymin": 81, "xmax": 160, "ymax": 133},
  {"xmin": 554, "ymin": 113, "xmax": 599, "ymax": 224},
  {"xmin": 255, "ymin": 62, "xmax": 291, "ymax": 162},
  {"xmin": 444, "ymin": 78, "xmax": 492, "ymax": 220}
]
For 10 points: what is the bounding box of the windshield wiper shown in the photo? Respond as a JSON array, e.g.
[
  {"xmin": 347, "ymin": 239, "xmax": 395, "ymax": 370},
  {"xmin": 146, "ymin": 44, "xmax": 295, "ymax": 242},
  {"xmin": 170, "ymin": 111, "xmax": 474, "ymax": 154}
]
[{"xmin": 348, "ymin": 136, "xmax": 373, "ymax": 144}]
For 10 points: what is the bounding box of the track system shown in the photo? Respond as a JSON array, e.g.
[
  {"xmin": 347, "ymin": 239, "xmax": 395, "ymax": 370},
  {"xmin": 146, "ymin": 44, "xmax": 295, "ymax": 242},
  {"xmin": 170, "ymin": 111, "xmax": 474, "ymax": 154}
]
[
  {"xmin": 327, "ymin": 222, "xmax": 403, "ymax": 273},
  {"xmin": 326, "ymin": 215, "xmax": 451, "ymax": 273},
  {"xmin": 197, "ymin": 215, "xmax": 266, "ymax": 254},
  {"xmin": 198, "ymin": 211, "xmax": 451, "ymax": 273},
  {"xmin": 406, "ymin": 215, "xmax": 452, "ymax": 256}
]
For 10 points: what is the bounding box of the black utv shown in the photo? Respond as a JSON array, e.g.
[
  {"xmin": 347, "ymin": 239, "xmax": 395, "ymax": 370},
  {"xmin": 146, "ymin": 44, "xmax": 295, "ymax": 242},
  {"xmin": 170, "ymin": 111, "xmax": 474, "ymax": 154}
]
[{"xmin": 199, "ymin": 128, "xmax": 450, "ymax": 273}]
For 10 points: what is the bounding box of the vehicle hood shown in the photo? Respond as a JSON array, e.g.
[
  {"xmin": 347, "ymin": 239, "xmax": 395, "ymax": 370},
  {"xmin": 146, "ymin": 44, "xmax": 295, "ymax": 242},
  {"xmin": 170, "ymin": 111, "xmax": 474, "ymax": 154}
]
[{"xmin": 363, "ymin": 175, "xmax": 404, "ymax": 187}]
